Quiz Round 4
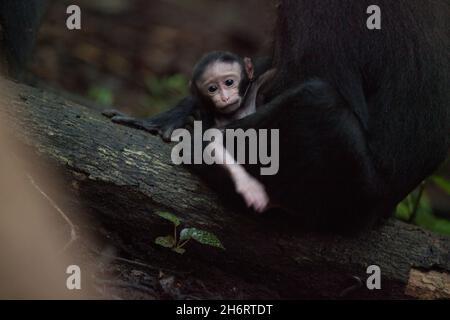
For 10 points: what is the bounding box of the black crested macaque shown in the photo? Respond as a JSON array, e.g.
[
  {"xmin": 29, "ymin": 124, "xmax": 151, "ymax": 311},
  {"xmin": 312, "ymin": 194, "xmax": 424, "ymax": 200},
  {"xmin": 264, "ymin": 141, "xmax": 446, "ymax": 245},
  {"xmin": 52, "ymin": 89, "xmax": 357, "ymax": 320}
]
[
  {"xmin": 104, "ymin": 51, "xmax": 275, "ymax": 212},
  {"xmin": 187, "ymin": 51, "xmax": 275, "ymax": 212},
  {"xmin": 103, "ymin": 51, "xmax": 273, "ymax": 139},
  {"xmin": 188, "ymin": 51, "xmax": 274, "ymax": 129},
  {"xmin": 106, "ymin": 0, "xmax": 450, "ymax": 233}
]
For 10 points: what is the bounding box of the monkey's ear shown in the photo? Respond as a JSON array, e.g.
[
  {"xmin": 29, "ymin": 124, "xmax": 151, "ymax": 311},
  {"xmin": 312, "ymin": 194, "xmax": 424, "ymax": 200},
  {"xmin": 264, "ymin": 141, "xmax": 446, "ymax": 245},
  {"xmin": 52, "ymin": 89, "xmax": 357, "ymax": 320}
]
[{"xmin": 244, "ymin": 57, "xmax": 254, "ymax": 81}]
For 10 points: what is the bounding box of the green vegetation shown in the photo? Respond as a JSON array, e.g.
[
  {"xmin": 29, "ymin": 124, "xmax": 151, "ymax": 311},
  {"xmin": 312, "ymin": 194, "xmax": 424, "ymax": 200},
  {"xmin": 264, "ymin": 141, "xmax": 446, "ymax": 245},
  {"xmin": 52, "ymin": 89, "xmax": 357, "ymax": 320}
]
[
  {"xmin": 154, "ymin": 211, "xmax": 225, "ymax": 255},
  {"xmin": 87, "ymin": 73, "xmax": 189, "ymax": 113},
  {"xmin": 396, "ymin": 174, "xmax": 450, "ymax": 236},
  {"xmin": 143, "ymin": 74, "xmax": 189, "ymax": 114},
  {"xmin": 88, "ymin": 86, "xmax": 115, "ymax": 106}
]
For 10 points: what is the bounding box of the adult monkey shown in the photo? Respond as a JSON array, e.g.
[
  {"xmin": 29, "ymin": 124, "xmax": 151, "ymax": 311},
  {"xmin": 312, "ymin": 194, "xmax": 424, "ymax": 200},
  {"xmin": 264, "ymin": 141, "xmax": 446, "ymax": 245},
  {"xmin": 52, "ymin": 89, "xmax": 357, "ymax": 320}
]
[{"xmin": 111, "ymin": 0, "xmax": 450, "ymax": 232}]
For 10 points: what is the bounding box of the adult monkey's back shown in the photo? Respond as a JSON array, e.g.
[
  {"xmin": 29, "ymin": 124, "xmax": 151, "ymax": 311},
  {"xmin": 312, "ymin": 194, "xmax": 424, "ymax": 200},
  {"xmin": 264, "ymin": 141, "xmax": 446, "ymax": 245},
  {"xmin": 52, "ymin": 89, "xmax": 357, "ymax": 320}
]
[
  {"xmin": 253, "ymin": 0, "xmax": 450, "ymax": 231},
  {"xmin": 112, "ymin": 1, "xmax": 450, "ymax": 232}
]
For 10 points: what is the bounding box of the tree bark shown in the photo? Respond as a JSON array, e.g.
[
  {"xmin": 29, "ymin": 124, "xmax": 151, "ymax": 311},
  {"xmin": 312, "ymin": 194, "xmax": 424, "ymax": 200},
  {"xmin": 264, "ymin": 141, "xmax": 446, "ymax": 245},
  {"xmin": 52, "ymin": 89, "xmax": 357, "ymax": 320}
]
[{"xmin": 0, "ymin": 77, "xmax": 449, "ymax": 299}]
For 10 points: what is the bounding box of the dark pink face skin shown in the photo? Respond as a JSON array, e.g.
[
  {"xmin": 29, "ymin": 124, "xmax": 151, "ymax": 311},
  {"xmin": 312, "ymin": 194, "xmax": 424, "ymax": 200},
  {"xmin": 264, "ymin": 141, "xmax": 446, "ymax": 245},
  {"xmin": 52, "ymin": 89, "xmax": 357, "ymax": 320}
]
[{"xmin": 196, "ymin": 61, "xmax": 243, "ymax": 115}]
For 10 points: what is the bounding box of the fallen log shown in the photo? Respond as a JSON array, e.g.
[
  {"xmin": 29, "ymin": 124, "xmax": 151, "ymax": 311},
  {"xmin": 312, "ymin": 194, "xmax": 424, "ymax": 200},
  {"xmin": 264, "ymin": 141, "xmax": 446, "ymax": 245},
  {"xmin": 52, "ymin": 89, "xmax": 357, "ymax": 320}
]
[{"xmin": 0, "ymin": 77, "xmax": 449, "ymax": 299}]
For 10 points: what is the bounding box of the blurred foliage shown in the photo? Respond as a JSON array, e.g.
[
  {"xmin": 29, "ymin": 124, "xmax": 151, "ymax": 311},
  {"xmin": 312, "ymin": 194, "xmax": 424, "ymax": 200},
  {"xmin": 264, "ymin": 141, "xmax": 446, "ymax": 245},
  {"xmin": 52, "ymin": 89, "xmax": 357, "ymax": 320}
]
[
  {"xmin": 143, "ymin": 74, "xmax": 189, "ymax": 114},
  {"xmin": 432, "ymin": 175, "xmax": 450, "ymax": 195},
  {"xmin": 88, "ymin": 86, "xmax": 115, "ymax": 106},
  {"xmin": 396, "ymin": 174, "xmax": 450, "ymax": 236},
  {"xmin": 87, "ymin": 73, "xmax": 189, "ymax": 115}
]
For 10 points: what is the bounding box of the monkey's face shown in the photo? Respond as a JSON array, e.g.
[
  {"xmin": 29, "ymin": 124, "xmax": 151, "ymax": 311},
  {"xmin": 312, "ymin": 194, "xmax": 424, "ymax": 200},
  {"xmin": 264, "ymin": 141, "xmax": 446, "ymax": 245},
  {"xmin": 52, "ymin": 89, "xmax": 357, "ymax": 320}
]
[{"xmin": 196, "ymin": 62, "xmax": 244, "ymax": 115}]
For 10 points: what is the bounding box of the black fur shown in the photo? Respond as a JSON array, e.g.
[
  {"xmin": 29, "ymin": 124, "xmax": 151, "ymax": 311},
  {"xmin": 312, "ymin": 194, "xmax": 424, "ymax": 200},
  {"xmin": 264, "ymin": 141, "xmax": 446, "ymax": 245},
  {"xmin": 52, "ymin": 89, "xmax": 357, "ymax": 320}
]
[
  {"xmin": 105, "ymin": 51, "xmax": 269, "ymax": 139},
  {"xmin": 256, "ymin": 0, "xmax": 449, "ymax": 231},
  {"xmin": 189, "ymin": 51, "xmax": 252, "ymax": 127},
  {"xmin": 106, "ymin": 0, "xmax": 450, "ymax": 232}
]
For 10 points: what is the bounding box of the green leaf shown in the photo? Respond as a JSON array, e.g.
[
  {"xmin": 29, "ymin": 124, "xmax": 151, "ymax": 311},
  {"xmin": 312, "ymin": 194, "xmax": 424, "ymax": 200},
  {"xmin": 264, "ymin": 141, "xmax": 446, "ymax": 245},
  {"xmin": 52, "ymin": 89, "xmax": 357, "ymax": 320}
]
[
  {"xmin": 166, "ymin": 74, "xmax": 188, "ymax": 92},
  {"xmin": 155, "ymin": 211, "xmax": 181, "ymax": 227},
  {"xmin": 395, "ymin": 202, "xmax": 411, "ymax": 221},
  {"xmin": 414, "ymin": 201, "xmax": 450, "ymax": 236},
  {"xmin": 180, "ymin": 228, "xmax": 225, "ymax": 250},
  {"xmin": 172, "ymin": 247, "xmax": 186, "ymax": 255},
  {"xmin": 432, "ymin": 176, "xmax": 450, "ymax": 196},
  {"xmin": 179, "ymin": 228, "xmax": 193, "ymax": 241},
  {"xmin": 155, "ymin": 235, "xmax": 176, "ymax": 248},
  {"xmin": 88, "ymin": 86, "xmax": 114, "ymax": 106}
]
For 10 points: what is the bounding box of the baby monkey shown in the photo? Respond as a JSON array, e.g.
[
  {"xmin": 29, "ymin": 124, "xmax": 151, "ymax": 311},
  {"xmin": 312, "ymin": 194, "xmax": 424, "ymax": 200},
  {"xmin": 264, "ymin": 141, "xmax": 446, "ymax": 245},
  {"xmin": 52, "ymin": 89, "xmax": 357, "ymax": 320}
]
[
  {"xmin": 189, "ymin": 51, "xmax": 276, "ymax": 213},
  {"xmin": 104, "ymin": 51, "xmax": 275, "ymax": 212},
  {"xmin": 190, "ymin": 51, "xmax": 274, "ymax": 129}
]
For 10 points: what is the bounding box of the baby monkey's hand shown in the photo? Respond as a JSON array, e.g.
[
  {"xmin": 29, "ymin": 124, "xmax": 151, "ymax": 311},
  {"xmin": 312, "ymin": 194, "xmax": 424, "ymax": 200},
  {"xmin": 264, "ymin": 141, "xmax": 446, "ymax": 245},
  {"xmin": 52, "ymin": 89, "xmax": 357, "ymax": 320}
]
[{"xmin": 233, "ymin": 170, "xmax": 270, "ymax": 213}]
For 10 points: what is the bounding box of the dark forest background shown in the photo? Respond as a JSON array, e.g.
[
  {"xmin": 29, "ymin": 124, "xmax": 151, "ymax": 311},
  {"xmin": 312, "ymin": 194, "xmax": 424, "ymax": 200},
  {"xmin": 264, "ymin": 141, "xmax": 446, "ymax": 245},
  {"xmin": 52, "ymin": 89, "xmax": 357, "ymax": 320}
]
[
  {"xmin": 30, "ymin": 0, "xmax": 275, "ymax": 115},
  {"xmin": 28, "ymin": 0, "xmax": 449, "ymax": 235}
]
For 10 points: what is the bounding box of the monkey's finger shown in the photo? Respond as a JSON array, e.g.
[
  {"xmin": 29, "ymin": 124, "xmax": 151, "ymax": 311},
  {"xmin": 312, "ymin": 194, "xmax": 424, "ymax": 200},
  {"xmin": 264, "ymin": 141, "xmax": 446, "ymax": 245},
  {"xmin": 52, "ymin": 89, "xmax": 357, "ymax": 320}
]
[
  {"xmin": 243, "ymin": 193, "xmax": 254, "ymax": 209},
  {"xmin": 255, "ymin": 190, "xmax": 269, "ymax": 213},
  {"xmin": 184, "ymin": 121, "xmax": 195, "ymax": 135},
  {"xmin": 254, "ymin": 203, "xmax": 264, "ymax": 213},
  {"xmin": 111, "ymin": 115, "xmax": 132, "ymax": 124},
  {"xmin": 186, "ymin": 115, "xmax": 196, "ymax": 127},
  {"xmin": 145, "ymin": 127, "xmax": 160, "ymax": 135},
  {"xmin": 193, "ymin": 109, "xmax": 202, "ymax": 120},
  {"xmin": 250, "ymin": 199, "xmax": 260, "ymax": 212},
  {"xmin": 162, "ymin": 125, "xmax": 177, "ymax": 142},
  {"xmin": 254, "ymin": 196, "xmax": 266, "ymax": 213},
  {"xmin": 141, "ymin": 123, "xmax": 161, "ymax": 135},
  {"xmin": 252, "ymin": 194, "xmax": 262, "ymax": 211},
  {"xmin": 256, "ymin": 202, "xmax": 266, "ymax": 213},
  {"xmin": 102, "ymin": 109, "xmax": 125, "ymax": 119},
  {"xmin": 249, "ymin": 193, "xmax": 260, "ymax": 211},
  {"xmin": 111, "ymin": 116, "xmax": 146, "ymax": 130},
  {"xmin": 259, "ymin": 198, "xmax": 270, "ymax": 213}
]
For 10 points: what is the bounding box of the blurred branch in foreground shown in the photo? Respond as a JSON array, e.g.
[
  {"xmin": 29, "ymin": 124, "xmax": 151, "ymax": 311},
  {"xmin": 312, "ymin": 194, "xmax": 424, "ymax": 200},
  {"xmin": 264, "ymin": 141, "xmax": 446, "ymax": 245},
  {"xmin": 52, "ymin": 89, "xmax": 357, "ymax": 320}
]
[{"xmin": 0, "ymin": 79, "xmax": 97, "ymax": 299}]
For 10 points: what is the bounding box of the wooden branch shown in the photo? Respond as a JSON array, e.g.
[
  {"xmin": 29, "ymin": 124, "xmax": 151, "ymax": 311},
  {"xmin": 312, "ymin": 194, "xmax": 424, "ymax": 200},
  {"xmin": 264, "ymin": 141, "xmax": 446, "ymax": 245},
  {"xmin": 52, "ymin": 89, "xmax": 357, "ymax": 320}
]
[{"xmin": 0, "ymin": 77, "xmax": 449, "ymax": 299}]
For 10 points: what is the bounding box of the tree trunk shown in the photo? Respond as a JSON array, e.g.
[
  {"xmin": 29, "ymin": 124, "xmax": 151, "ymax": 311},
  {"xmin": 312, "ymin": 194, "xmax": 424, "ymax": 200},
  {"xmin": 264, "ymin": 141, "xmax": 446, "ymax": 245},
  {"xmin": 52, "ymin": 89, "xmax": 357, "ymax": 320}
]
[{"xmin": 0, "ymin": 77, "xmax": 449, "ymax": 299}]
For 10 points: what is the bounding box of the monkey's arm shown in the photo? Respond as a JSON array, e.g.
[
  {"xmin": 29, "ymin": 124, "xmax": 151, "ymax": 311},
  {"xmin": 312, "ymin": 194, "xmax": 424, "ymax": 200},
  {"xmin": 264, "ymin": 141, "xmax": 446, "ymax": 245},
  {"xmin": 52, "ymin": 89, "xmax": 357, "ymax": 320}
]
[
  {"xmin": 205, "ymin": 139, "xmax": 269, "ymax": 213},
  {"xmin": 253, "ymin": 56, "xmax": 273, "ymax": 79},
  {"xmin": 103, "ymin": 96, "xmax": 199, "ymax": 142},
  {"xmin": 225, "ymin": 79, "xmax": 336, "ymax": 130}
]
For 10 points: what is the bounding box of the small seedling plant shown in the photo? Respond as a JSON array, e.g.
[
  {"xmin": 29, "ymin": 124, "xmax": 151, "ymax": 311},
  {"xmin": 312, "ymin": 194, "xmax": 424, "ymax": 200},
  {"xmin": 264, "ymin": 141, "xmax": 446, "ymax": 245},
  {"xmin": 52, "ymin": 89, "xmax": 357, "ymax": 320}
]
[{"xmin": 154, "ymin": 211, "xmax": 225, "ymax": 254}]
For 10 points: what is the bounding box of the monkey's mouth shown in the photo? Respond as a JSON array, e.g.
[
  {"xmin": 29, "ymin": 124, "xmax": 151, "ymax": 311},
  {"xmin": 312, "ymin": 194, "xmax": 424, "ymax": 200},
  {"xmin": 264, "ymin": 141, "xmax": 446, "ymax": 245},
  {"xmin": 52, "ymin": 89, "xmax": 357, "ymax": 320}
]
[{"xmin": 218, "ymin": 100, "xmax": 241, "ymax": 113}]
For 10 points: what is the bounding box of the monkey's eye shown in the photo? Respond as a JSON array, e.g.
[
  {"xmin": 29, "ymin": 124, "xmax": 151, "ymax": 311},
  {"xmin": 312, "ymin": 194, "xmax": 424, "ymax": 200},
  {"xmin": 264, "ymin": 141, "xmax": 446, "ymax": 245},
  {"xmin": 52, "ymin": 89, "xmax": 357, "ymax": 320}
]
[
  {"xmin": 208, "ymin": 85, "xmax": 218, "ymax": 93},
  {"xmin": 225, "ymin": 79, "xmax": 234, "ymax": 87}
]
